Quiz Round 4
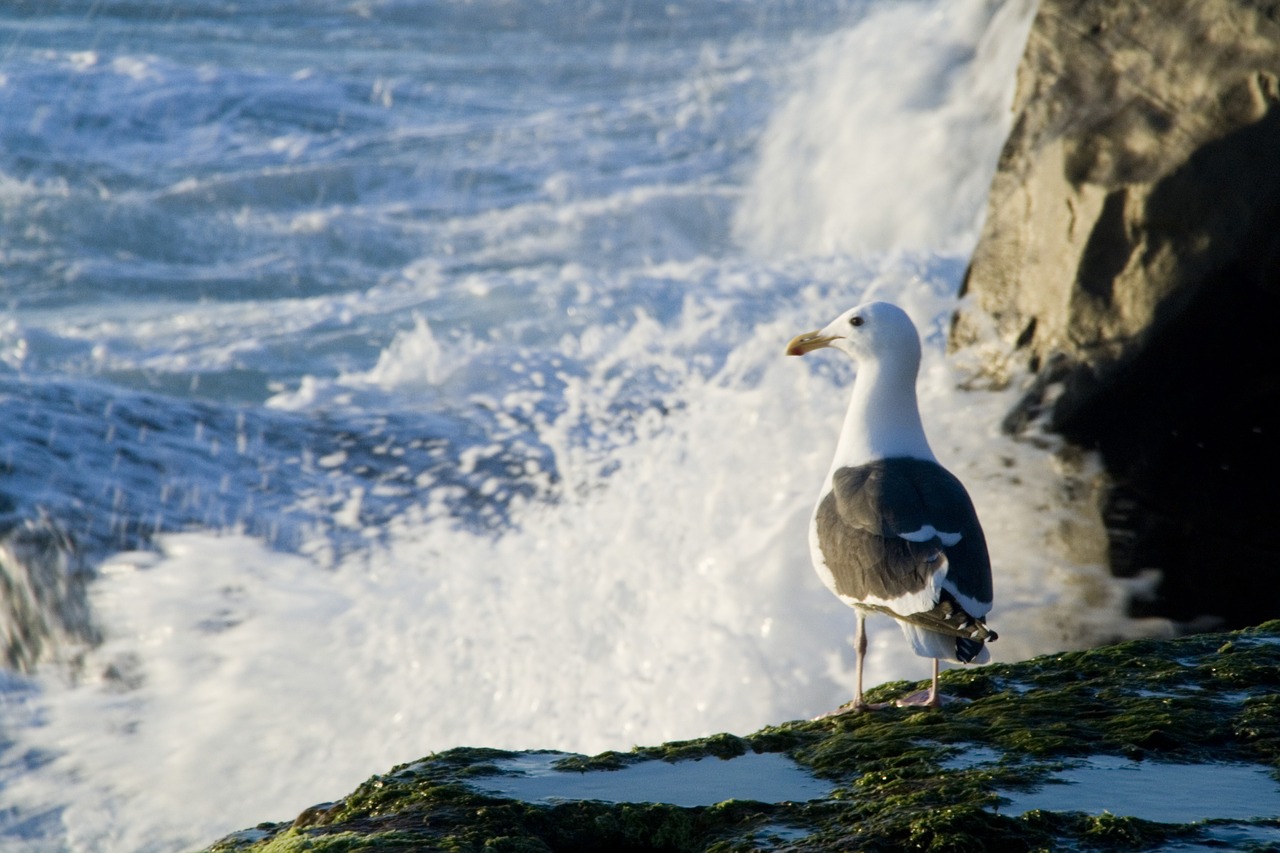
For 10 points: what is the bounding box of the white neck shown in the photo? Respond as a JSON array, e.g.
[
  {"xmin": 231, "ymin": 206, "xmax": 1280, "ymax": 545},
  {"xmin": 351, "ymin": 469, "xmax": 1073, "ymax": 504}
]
[{"xmin": 828, "ymin": 359, "xmax": 935, "ymax": 476}]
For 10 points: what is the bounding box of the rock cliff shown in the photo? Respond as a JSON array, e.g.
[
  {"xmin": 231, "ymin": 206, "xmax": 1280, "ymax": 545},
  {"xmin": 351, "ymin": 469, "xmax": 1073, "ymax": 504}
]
[{"xmin": 952, "ymin": 0, "xmax": 1280, "ymax": 629}]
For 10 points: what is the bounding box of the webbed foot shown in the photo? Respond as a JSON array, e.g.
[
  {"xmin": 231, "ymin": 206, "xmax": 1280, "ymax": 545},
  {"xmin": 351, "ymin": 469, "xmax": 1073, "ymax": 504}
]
[{"xmin": 894, "ymin": 689, "xmax": 969, "ymax": 708}]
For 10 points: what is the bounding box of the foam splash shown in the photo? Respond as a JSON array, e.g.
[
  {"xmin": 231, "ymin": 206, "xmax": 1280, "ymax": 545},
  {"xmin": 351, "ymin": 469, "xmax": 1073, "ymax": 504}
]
[
  {"xmin": 4, "ymin": 259, "xmax": 1167, "ymax": 851},
  {"xmin": 734, "ymin": 0, "xmax": 1036, "ymax": 257},
  {"xmin": 363, "ymin": 314, "xmax": 466, "ymax": 389}
]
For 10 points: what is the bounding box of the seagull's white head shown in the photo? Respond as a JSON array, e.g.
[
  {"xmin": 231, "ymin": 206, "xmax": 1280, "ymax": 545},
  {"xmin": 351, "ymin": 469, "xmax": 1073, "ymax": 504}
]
[
  {"xmin": 785, "ymin": 300, "xmax": 934, "ymax": 466},
  {"xmin": 785, "ymin": 300, "xmax": 922, "ymax": 370}
]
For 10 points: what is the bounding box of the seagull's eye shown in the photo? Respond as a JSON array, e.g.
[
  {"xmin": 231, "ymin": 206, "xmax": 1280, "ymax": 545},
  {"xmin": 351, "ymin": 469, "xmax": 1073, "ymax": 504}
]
[{"xmin": 849, "ymin": 316, "xmax": 864, "ymax": 327}]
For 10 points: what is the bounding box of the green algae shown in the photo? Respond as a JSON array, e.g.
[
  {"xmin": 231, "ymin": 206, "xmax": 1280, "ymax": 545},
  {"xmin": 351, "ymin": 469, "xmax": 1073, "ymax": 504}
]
[
  {"xmin": 251, "ymin": 830, "xmax": 426, "ymax": 852},
  {"xmin": 202, "ymin": 621, "xmax": 1280, "ymax": 853}
]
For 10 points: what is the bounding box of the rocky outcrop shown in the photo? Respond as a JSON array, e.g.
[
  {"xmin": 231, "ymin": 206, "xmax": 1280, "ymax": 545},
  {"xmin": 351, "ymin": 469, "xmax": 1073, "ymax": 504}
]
[
  {"xmin": 202, "ymin": 622, "xmax": 1280, "ymax": 852},
  {"xmin": 0, "ymin": 520, "xmax": 98, "ymax": 673},
  {"xmin": 951, "ymin": 0, "xmax": 1280, "ymax": 629}
]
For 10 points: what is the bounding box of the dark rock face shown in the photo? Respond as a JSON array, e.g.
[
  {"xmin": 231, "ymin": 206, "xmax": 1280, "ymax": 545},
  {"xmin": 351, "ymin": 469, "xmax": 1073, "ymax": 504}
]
[{"xmin": 953, "ymin": 0, "xmax": 1280, "ymax": 629}]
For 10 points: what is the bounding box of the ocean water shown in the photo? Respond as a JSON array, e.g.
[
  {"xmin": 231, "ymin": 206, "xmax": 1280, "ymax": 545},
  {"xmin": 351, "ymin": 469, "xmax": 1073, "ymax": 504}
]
[
  {"xmin": 469, "ymin": 751, "xmax": 834, "ymax": 807},
  {"xmin": 0, "ymin": 1, "xmax": 1172, "ymax": 850}
]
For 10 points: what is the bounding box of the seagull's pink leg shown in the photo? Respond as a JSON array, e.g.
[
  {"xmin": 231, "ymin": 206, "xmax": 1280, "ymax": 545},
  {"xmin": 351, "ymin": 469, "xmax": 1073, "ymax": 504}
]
[
  {"xmin": 815, "ymin": 610, "xmax": 888, "ymax": 717},
  {"xmin": 896, "ymin": 659, "xmax": 946, "ymax": 708}
]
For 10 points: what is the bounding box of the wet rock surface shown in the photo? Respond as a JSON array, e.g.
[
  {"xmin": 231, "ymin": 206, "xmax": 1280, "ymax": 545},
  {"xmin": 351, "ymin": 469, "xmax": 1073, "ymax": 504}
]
[{"xmin": 203, "ymin": 621, "xmax": 1280, "ymax": 852}]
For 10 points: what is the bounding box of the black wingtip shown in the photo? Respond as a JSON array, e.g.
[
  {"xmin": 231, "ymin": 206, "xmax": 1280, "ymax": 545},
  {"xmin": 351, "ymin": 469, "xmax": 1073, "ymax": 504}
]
[
  {"xmin": 955, "ymin": 627, "xmax": 997, "ymax": 663},
  {"xmin": 955, "ymin": 636, "xmax": 984, "ymax": 663}
]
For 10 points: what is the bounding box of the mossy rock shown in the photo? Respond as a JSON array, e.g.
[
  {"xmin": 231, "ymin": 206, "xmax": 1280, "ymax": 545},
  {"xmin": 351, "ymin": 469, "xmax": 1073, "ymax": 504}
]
[{"xmin": 204, "ymin": 621, "xmax": 1280, "ymax": 852}]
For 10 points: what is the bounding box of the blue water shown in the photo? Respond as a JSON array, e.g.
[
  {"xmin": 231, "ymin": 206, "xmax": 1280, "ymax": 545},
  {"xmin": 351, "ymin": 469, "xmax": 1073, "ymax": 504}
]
[
  {"xmin": 469, "ymin": 750, "xmax": 833, "ymax": 807},
  {"xmin": 999, "ymin": 756, "xmax": 1280, "ymax": 824},
  {"xmin": 1, "ymin": 0, "xmax": 796, "ymax": 551},
  {"xmin": 0, "ymin": 2, "xmax": 1168, "ymax": 850}
]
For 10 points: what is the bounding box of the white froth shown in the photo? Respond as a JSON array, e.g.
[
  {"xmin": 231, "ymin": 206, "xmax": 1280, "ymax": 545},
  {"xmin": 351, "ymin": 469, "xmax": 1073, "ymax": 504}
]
[
  {"xmin": 5, "ymin": 266, "xmax": 1169, "ymax": 850},
  {"xmin": 734, "ymin": 0, "xmax": 1036, "ymax": 256}
]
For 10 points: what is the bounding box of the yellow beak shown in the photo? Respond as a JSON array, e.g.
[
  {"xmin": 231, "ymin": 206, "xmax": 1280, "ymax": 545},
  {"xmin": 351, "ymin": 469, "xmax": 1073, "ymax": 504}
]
[{"xmin": 785, "ymin": 330, "xmax": 838, "ymax": 356}]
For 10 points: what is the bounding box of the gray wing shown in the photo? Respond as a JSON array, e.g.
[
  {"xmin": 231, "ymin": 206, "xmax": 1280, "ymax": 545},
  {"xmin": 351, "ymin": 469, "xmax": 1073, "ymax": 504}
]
[{"xmin": 815, "ymin": 457, "xmax": 992, "ymax": 608}]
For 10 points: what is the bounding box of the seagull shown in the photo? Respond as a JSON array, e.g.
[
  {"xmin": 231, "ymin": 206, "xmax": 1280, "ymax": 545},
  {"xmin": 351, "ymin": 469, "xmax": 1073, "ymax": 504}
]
[{"xmin": 786, "ymin": 301, "xmax": 996, "ymax": 711}]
